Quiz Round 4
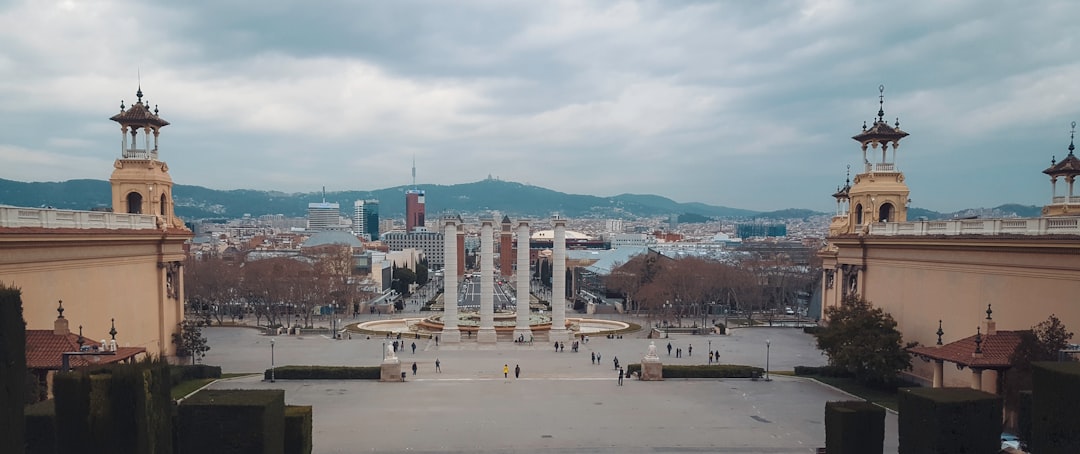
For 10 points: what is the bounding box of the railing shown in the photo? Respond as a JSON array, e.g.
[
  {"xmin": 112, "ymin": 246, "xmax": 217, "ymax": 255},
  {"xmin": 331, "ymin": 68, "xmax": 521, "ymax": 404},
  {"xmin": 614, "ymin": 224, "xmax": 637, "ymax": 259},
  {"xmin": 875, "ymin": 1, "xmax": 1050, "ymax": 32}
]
[
  {"xmin": 867, "ymin": 217, "xmax": 1080, "ymax": 236},
  {"xmin": 1051, "ymin": 196, "xmax": 1080, "ymax": 204},
  {"xmin": 874, "ymin": 163, "xmax": 895, "ymax": 172},
  {"xmin": 0, "ymin": 206, "xmax": 158, "ymax": 230},
  {"xmin": 121, "ymin": 148, "xmax": 159, "ymax": 160}
]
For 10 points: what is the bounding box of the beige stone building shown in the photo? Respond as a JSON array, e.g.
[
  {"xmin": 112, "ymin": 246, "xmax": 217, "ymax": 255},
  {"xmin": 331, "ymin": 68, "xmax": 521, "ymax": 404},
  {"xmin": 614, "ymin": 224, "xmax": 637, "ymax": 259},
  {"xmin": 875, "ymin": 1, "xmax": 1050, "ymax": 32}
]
[
  {"xmin": 0, "ymin": 86, "xmax": 191, "ymax": 360},
  {"xmin": 820, "ymin": 87, "xmax": 1080, "ymax": 390}
]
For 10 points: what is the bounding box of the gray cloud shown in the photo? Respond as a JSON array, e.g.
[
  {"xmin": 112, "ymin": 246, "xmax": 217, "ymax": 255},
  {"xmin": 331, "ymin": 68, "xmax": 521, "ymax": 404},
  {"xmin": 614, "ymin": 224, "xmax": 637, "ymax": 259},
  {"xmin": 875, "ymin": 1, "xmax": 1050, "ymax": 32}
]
[{"xmin": 0, "ymin": 0, "xmax": 1077, "ymax": 213}]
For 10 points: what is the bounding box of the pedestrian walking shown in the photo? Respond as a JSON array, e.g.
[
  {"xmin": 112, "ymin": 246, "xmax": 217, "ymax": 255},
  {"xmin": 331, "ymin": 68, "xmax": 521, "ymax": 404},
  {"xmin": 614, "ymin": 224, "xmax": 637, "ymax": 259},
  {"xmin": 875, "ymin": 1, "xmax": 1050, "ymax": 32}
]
[
  {"xmin": 597, "ymin": 353, "xmax": 601, "ymax": 364},
  {"xmin": 435, "ymin": 335, "xmax": 440, "ymax": 346},
  {"xmin": 688, "ymin": 344, "xmax": 693, "ymax": 356},
  {"xmin": 411, "ymin": 342, "xmax": 416, "ymax": 354},
  {"xmin": 591, "ymin": 351, "xmax": 596, "ymax": 364},
  {"xmin": 667, "ymin": 342, "xmax": 672, "ymax": 356},
  {"xmin": 618, "ymin": 367, "xmax": 624, "ymax": 386},
  {"xmin": 412, "ymin": 362, "xmax": 417, "ymax": 375},
  {"xmin": 709, "ymin": 351, "xmax": 714, "ymax": 364},
  {"xmin": 503, "ymin": 364, "xmax": 509, "ymax": 378},
  {"xmin": 554, "ymin": 342, "xmax": 559, "ymax": 352},
  {"xmin": 514, "ymin": 364, "xmax": 521, "ymax": 378},
  {"xmin": 435, "ymin": 358, "xmax": 441, "ymax": 373},
  {"xmin": 613, "ymin": 356, "xmax": 619, "ymax": 370}
]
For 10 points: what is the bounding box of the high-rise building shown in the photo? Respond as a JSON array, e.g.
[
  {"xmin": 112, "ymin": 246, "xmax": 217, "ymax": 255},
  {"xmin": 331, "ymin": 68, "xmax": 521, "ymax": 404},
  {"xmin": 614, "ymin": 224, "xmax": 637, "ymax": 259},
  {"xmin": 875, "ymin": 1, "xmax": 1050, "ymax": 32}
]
[
  {"xmin": 353, "ymin": 199, "xmax": 380, "ymax": 240},
  {"xmin": 405, "ymin": 189, "xmax": 425, "ymax": 232},
  {"xmin": 307, "ymin": 202, "xmax": 341, "ymax": 231}
]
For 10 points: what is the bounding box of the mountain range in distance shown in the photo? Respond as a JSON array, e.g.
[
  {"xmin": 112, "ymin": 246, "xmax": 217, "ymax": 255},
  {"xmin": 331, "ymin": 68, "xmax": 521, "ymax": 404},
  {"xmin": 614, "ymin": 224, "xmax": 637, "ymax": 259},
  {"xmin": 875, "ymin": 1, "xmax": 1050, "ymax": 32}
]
[{"xmin": 0, "ymin": 177, "xmax": 1043, "ymax": 222}]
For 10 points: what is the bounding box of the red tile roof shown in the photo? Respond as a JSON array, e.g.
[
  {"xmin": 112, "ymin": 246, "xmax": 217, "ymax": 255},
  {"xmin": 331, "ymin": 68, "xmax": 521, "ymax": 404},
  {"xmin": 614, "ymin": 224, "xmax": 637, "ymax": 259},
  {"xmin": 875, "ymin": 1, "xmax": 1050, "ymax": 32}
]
[
  {"xmin": 909, "ymin": 330, "xmax": 1025, "ymax": 369},
  {"xmin": 26, "ymin": 330, "xmax": 146, "ymax": 370}
]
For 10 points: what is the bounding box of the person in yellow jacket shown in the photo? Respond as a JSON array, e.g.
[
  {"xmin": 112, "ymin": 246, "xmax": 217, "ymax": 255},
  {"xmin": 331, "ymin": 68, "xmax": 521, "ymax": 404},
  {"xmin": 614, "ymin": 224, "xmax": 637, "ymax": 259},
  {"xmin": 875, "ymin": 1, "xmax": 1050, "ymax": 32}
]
[{"xmin": 503, "ymin": 364, "xmax": 509, "ymax": 378}]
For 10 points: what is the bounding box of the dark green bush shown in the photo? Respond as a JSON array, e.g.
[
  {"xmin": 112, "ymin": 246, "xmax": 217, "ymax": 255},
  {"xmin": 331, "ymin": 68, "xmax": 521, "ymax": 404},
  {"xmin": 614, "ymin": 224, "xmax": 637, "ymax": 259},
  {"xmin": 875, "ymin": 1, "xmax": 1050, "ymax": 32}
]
[
  {"xmin": 825, "ymin": 401, "xmax": 885, "ymax": 454},
  {"xmin": 178, "ymin": 389, "xmax": 285, "ymax": 454},
  {"xmin": 1, "ymin": 284, "xmax": 26, "ymax": 454},
  {"xmin": 1018, "ymin": 390, "xmax": 1032, "ymax": 446},
  {"xmin": 284, "ymin": 405, "xmax": 313, "ymax": 454},
  {"xmin": 24, "ymin": 399, "xmax": 55, "ymax": 454},
  {"xmin": 53, "ymin": 372, "xmax": 91, "ymax": 453},
  {"xmin": 794, "ymin": 365, "xmax": 854, "ymax": 378},
  {"xmin": 625, "ymin": 364, "xmax": 763, "ymax": 379},
  {"xmin": 803, "ymin": 326, "xmax": 823, "ymax": 335},
  {"xmin": 169, "ymin": 364, "xmax": 222, "ymax": 386},
  {"xmin": 898, "ymin": 387, "xmax": 1001, "ymax": 454},
  {"xmin": 626, "ymin": 364, "xmax": 641, "ymax": 377},
  {"xmin": 264, "ymin": 365, "xmax": 381, "ymax": 380},
  {"xmin": 1031, "ymin": 361, "xmax": 1080, "ymax": 454}
]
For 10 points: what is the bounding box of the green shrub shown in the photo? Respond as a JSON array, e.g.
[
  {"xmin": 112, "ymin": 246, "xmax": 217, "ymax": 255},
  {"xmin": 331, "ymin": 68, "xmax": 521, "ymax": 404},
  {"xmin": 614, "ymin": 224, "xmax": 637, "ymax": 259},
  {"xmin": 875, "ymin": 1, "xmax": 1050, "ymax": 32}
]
[
  {"xmin": 24, "ymin": 399, "xmax": 55, "ymax": 454},
  {"xmin": 794, "ymin": 365, "xmax": 854, "ymax": 378},
  {"xmin": 1, "ymin": 284, "xmax": 26, "ymax": 454},
  {"xmin": 169, "ymin": 364, "xmax": 222, "ymax": 386},
  {"xmin": 825, "ymin": 401, "xmax": 885, "ymax": 454},
  {"xmin": 53, "ymin": 372, "xmax": 91, "ymax": 453},
  {"xmin": 284, "ymin": 405, "xmax": 313, "ymax": 454},
  {"xmin": 898, "ymin": 387, "xmax": 1001, "ymax": 454},
  {"xmin": 178, "ymin": 389, "xmax": 285, "ymax": 454},
  {"xmin": 264, "ymin": 365, "xmax": 381, "ymax": 380},
  {"xmin": 1031, "ymin": 361, "xmax": 1080, "ymax": 454},
  {"xmin": 626, "ymin": 364, "xmax": 641, "ymax": 377},
  {"xmin": 803, "ymin": 326, "xmax": 823, "ymax": 335},
  {"xmin": 625, "ymin": 364, "xmax": 763, "ymax": 379},
  {"xmin": 1018, "ymin": 390, "xmax": 1032, "ymax": 446}
]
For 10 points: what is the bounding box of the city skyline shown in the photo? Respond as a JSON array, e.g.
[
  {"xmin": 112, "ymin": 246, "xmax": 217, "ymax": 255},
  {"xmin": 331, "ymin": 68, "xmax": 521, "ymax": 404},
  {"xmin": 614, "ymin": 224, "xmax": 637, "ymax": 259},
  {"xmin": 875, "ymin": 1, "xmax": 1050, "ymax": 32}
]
[{"xmin": 1, "ymin": 1, "xmax": 1078, "ymax": 212}]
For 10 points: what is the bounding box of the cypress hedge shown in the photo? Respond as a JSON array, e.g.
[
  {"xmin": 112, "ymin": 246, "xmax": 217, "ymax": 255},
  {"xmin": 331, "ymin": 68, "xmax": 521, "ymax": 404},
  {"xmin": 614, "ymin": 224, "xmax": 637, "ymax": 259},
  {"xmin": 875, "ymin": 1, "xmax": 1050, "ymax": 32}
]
[
  {"xmin": 284, "ymin": 405, "xmax": 313, "ymax": 454},
  {"xmin": 170, "ymin": 364, "xmax": 222, "ymax": 386},
  {"xmin": 24, "ymin": 399, "xmax": 55, "ymax": 454},
  {"xmin": 1031, "ymin": 361, "xmax": 1080, "ymax": 454},
  {"xmin": 624, "ymin": 364, "xmax": 763, "ymax": 379},
  {"xmin": 0, "ymin": 284, "xmax": 26, "ymax": 454},
  {"xmin": 263, "ymin": 365, "xmax": 381, "ymax": 380},
  {"xmin": 825, "ymin": 400, "xmax": 885, "ymax": 454},
  {"xmin": 898, "ymin": 387, "xmax": 1001, "ymax": 454},
  {"xmin": 178, "ymin": 389, "xmax": 285, "ymax": 454},
  {"xmin": 53, "ymin": 371, "xmax": 92, "ymax": 453}
]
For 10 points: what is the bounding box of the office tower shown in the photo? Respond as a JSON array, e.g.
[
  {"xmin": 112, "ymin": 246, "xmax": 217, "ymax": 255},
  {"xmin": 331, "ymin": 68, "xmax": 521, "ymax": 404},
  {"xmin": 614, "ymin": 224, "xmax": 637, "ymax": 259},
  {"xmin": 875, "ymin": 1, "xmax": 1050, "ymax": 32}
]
[
  {"xmin": 353, "ymin": 199, "xmax": 380, "ymax": 240},
  {"xmin": 405, "ymin": 189, "xmax": 425, "ymax": 232},
  {"xmin": 307, "ymin": 201, "xmax": 340, "ymax": 231}
]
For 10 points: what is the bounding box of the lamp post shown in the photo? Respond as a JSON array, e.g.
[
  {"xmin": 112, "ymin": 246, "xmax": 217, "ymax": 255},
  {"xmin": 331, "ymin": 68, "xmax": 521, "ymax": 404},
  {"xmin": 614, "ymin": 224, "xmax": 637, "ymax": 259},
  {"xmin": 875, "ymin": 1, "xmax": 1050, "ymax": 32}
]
[
  {"xmin": 765, "ymin": 338, "xmax": 771, "ymax": 381},
  {"xmin": 270, "ymin": 338, "xmax": 276, "ymax": 383}
]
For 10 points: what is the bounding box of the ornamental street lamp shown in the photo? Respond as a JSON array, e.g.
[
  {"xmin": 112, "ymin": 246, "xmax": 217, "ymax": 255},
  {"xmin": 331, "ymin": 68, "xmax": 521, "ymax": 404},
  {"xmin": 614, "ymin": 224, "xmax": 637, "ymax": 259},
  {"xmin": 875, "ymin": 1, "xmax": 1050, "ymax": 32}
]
[
  {"xmin": 765, "ymin": 338, "xmax": 772, "ymax": 382},
  {"xmin": 270, "ymin": 338, "xmax": 276, "ymax": 383}
]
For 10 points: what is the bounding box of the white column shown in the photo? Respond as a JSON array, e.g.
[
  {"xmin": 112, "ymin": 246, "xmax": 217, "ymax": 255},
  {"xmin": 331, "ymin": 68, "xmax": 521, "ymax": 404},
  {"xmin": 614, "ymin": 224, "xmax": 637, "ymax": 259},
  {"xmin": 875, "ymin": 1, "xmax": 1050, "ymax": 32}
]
[
  {"xmin": 933, "ymin": 360, "xmax": 943, "ymax": 388},
  {"xmin": 971, "ymin": 368, "xmax": 983, "ymax": 390},
  {"xmin": 549, "ymin": 217, "xmax": 569, "ymax": 341},
  {"xmin": 440, "ymin": 218, "xmax": 460, "ymax": 343},
  {"xmin": 477, "ymin": 218, "xmax": 497, "ymax": 343},
  {"xmin": 982, "ymin": 369, "xmax": 999, "ymax": 394},
  {"xmin": 514, "ymin": 220, "xmax": 532, "ymax": 341}
]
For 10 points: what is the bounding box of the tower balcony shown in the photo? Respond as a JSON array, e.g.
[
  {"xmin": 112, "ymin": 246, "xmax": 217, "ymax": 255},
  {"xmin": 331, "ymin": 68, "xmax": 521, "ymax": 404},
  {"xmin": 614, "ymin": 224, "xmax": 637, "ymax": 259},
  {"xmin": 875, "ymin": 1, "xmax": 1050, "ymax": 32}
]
[
  {"xmin": 865, "ymin": 217, "xmax": 1080, "ymax": 236},
  {"xmin": 0, "ymin": 206, "xmax": 159, "ymax": 230},
  {"xmin": 122, "ymin": 148, "xmax": 159, "ymax": 160},
  {"xmin": 1051, "ymin": 196, "xmax": 1080, "ymax": 204}
]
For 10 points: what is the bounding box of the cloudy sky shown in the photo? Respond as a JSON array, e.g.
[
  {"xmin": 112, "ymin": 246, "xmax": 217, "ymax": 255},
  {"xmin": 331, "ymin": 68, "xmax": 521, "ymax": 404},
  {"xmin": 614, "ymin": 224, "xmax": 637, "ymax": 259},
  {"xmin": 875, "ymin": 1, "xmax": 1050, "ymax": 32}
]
[{"xmin": 1, "ymin": 1, "xmax": 1078, "ymax": 212}]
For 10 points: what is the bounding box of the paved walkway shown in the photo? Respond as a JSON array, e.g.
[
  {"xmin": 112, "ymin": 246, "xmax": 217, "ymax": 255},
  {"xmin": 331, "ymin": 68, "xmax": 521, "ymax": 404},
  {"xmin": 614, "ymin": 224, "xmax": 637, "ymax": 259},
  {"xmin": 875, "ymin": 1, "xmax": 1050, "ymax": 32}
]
[{"xmin": 201, "ymin": 326, "xmax": 899, "ymax": 453}]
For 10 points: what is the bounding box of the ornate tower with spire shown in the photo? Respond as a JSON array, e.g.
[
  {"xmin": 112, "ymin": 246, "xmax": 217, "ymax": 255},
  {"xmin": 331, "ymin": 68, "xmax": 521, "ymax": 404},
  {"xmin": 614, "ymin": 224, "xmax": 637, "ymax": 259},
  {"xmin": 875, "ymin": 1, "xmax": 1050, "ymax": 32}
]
[
  {"xmin": 108, "ymin": 85, "xmax": 185, "ymax": 229},
  {"xmin": 1042, "ymin": 121, "xmax": 1080, "ymax": 216},
  {"xmin": 844, "ymin": 85, "xmax": 911, "ymax": 234}
]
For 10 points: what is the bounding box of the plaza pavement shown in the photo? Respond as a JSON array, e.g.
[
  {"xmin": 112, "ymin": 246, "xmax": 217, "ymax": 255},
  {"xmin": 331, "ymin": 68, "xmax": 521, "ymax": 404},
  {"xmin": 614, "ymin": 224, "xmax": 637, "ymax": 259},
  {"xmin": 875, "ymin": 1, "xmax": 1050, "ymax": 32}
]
[{"xmin": 201, "ymin": 321, "xmax": 900, "ymax": 453}]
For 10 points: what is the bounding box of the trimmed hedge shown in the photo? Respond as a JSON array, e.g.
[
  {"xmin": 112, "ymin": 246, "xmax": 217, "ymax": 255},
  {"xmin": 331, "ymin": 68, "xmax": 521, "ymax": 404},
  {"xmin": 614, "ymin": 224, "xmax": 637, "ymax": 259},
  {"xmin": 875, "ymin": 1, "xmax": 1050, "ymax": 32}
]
[
  {"xmin": 825, "ymin": 400, "xmax": 885, "ymax": 454},
  {"xmin": 179, "ymin": 389, "xmax": 285, "ymax": 454},
  {"xmin": 284, "ymin": 405, "xmax": 313, "ymax": 454},
  {"xmin": 803, "ymin": 326, "xmax": 823, "ymax": 335},
  {"xmin": 624, "ymin": 364, "xmax": 763, "ymax": 379},
  {"xmin": 1018, "ymin": 390, "xmax": 1032, "ymax": 447},
  {"xmin": 1, "ymin": 284, "xmax": 26, "ymax": 454},
  {"xmin": 264, "ymin": 365, "xmax": 381, "ymax": 380},
  {"xmin": 898, "ymin": 387, "xmax": 1001, "ymax": 454},
  {"xmin": 169, "ymin": 364, "xmax": 222, "ymax": 386},
  {"xmin": 54, "ymin": 361, "xmax": 173, "ymax": 454},
  {"xmin": 25, "ymin": 399, "xmax": 55, "ymax": 454},
  {"xmin": 1031, "ymin": 361, "xmax": 1080, "ymax": 454},
  {"xmin": 794, "ymin": 365, "xmax": 854, "ymax": 378}
]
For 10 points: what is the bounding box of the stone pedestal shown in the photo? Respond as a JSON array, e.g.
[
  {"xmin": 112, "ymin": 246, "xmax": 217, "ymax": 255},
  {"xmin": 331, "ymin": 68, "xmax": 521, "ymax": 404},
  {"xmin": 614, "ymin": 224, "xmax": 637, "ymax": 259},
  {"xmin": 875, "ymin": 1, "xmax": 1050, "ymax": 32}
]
[
  {"xmin": 641, "ymin": 359, "xmax": 663, "ymax": 381},
  {"xmin": 440, "ymin": 328, "xmax": 461, "ymax": 344},
  {"xmin": 477, "ymin": 328, "xmax": 498, "ymax": 343},
  {"xmin": 380, "ymin": 360, "xmax": 402, "ymax": 382}
]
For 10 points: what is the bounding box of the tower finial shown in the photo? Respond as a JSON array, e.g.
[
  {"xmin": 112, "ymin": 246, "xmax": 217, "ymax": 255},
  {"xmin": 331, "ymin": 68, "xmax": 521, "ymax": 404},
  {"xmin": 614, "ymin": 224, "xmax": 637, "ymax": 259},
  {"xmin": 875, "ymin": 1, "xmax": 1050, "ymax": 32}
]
[
  {"xmin": 936, "ymin": 319, "xmax": 944, "ymax": 345},
  {"xmin": 1069, "ymin": 121, "xmax": 1076, "ymax": 156},
  {"xmin": 109, "ymin": 318, "xmax": 117, "ymax": 341},
  {"xmin": 57, "ymin": 299, "xmax": 65, "ymax": 318},
  {"xmin": 974, "ymin": 326, "xmax": 983, "ymax": 354},
  {"xmin": 985, "ymin": 303, "xmax": 993, "ymax": 320},
  {"xmin": 877, "ymin": 84, "xmax": 885, "ymax": 122}
]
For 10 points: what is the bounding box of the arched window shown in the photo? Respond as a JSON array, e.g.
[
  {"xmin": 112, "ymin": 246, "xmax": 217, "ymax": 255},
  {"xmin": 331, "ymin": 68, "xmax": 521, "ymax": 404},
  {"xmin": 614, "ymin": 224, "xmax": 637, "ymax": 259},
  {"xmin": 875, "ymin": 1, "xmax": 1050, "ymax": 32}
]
[
  {"xmin": 854, "ymin": 204, "xmax": 863, "ymax": 225},
  {"xmin": 878, "ymin": 203, "xmax": 894, "ymax": 223},
  {"xmin": 160, "ymin": 193, "xmax": 167, "ymax": 216},
  {"xmin": 126, "ymin": 192, "xmax": 143, "ymax": 214}
]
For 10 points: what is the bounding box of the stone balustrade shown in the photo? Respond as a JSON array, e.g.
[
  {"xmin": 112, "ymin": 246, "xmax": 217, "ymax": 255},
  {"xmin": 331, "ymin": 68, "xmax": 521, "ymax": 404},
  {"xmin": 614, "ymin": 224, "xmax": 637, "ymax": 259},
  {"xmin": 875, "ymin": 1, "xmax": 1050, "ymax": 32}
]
[
  {"xmin": 868, "ymin": 216, "xmax": 1080, "ymax": 236},
  {"xmin": 0, "ymin": 206, "xmax": 158, "ymax": 230}
]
